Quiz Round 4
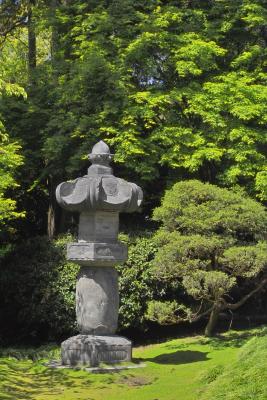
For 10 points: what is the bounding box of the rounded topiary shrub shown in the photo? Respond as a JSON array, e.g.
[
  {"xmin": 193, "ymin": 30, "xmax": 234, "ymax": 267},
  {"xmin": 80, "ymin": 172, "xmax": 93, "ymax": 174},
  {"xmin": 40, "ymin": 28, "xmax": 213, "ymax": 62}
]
[{"xmin": 150, "ymin": 180, "xmax": 267, "ymax": 336}]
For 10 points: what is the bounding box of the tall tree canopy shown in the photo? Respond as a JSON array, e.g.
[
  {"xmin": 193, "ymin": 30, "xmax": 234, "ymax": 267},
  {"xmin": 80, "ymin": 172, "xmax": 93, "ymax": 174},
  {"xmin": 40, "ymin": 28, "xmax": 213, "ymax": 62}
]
[
  {"xmin": 0, "ymin": 0, "xmax": 266, "ymax": 237},
  {"xmin": 0, "ymin": 76, "xmax": 25, "ymax": 231},
  {"xmin": 43, "ymin": 1, "xmax": 267, "ymax": 188}
]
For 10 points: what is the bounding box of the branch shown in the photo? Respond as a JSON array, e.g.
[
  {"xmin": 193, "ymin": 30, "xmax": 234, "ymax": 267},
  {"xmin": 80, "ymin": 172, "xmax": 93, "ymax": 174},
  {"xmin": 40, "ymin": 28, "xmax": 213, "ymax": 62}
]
[
  {"xmin": 224, "ymin": 278, "xmax": 267, "ymax": 311},
  {"xmin": 157, "ymin": 305, "xmax": 214, "ymax": 325},
  {"xmin": 0, "ymin": 16, "xmax": 27, "ymax": 47},
  {"xmin": 189, "ymin": 306, "xmax": 214, "ymax": 323},
  {"xmin": 0, "ymin": 2, "xmax": 28, "ymax": 47}
]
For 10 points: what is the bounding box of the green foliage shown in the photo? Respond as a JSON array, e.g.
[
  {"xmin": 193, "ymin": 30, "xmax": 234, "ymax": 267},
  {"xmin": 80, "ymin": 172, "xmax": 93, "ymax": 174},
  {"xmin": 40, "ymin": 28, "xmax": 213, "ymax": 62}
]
[
  {"xmin": 1, "ymin": 0, "xmax": 267, "ymax": 241},
  {"xmin": 222, "ymin": 242, "xmax": 267, "ymax": 278},
  {"xmin": 199, "ymin": 364, "xmax": 224, "ymax": 385},
  {"xmin": 0, "ymin": 77, "xmax": 25, "ymax": 229},
  {"xmin": 153, "ymin": 180, "xmax": 266, "ymax": 237},
  {"xmin": 0, "ymin": 235, "xmax": 79, "ymax": 343},
  {"xmin": 255, "ymin": 168, "xmax": 267, "ymax": 201},
  {"xmin": 150, "ymin": 180, "xmax": 267, "ymax": 333},
  {"xmin": 0, "ymin": 327, "xmax": 262, "ymax": 400},
  {"xmin": 0, "ymin": 345, "xmax": 60, "ymax": 361},
  {"xmin": 0, "ymin": 0, "xmax": 267, "ymax": 341},
  {"xmin": 116, "ymin": 234, "xmax": 157, "ymax": 329},
  {"xmin": 0, "ymin": 233, "xmax": 159, "ymax": 342},
  {"xmin": 0, "ymin": 0, "xmax": 29, "ymax": 45},
  {"xmin": 0, "ymin": 133, "xmax": 24, "ymax": 226},
  {"xmin": 187, "ymin": 71, "xmax": 267, "ymax": 189},
  {"xmin": 200, "ymin": 329, "xmax": 267, "ymax": 400},
  {"xmin": 0, "ymin": 32, "xmax": 28, "ymax": 85},
  {"xmin": 183, "ymin": 270, "xmax": 236, "ymax": 301},
  {"xmin": 146, "ymin": 300, "xmax": 191, "ymax": 325}
]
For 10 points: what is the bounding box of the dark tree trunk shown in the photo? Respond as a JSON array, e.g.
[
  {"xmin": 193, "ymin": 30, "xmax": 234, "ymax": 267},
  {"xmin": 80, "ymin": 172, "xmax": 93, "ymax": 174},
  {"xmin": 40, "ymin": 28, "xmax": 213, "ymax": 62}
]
[
  {"xmin": 50, "ymin": 0, "xmax": 60, "ymax": 61},
  {"xmin": 58, "ymin": 210, "xmax": 66, "ymax": 233},
  {"xmin": 205, "ymin": 304, "xmax": 221, "ymax": 337},
  {"xmin": 27, "ymin": 7, "xmax": 36, "ymax": 74},
  {"xmin": 47, "ymin": 176, "xmax": 68, "ymax": 237},
  {"xmin": 47, "ymin": 176, "xmax": 58, "ymax": 239},
  {"xmin": 203, "ymin": 279, "xmax": 267, "ymax": 337},
  {"xmin": 47, "ymin": 201, "xmax": 56, "ymax": 239}
]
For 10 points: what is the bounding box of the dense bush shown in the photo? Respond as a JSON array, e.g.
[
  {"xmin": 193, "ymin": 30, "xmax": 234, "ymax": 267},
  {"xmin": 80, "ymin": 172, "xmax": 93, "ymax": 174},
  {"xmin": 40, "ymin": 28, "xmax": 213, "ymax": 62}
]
[
  {"xmin": 116, "ymin": 234, "xmax": 157, "ymax": 330},
  {"xmin": 0, "ymin": 233, "xmax": 160, "ymax": 343},
  {"xmin": 117, "ymin": 233, "xmax": 186, "ymax": 331},
  {"xmin": 0, "ymin": 235, "xmax": 79, "ymax": 344},
  {"xmin": 148, "ymin": 180, "xmax": 267, "ymax": 336},
  {"xmin": 3, "ymin": 182, "xmax": 265, "ymax": 344}
]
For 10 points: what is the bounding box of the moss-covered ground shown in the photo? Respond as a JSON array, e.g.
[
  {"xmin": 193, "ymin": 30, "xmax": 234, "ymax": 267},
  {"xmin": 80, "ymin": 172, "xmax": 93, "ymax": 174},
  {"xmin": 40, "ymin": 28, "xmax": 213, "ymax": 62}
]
[{"xmin": 0, "ymin": 327, "xmax": 265, "ymax": 400}]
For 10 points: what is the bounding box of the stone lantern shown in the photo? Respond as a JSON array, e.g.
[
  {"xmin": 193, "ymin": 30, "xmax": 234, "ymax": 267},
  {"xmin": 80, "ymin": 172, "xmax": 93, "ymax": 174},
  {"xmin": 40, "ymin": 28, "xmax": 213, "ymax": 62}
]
[{"xmin": 56, "ymin": 140, "xmax": 143, "ymax": 367}]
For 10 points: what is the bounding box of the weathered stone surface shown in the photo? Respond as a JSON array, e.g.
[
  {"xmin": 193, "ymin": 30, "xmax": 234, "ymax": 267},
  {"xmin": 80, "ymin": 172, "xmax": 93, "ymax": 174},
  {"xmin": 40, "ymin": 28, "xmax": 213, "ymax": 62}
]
[
  {"xmin": 55, "ymin": 140, "xmax": 143, "ymax": 367},
  {"xmin": 55, "ymin": 140, "xmax": 143, "ymax": 214},
  {"xmin": 76, "ymin": 267, "xmax": 119, "ymax": 334},
  {"xmin": 78, "ymin": 211, "xmax": 119, "ymax": 242},
  {"xmin": 61, "ymin": 335, "xmax": 132, "ymax": 367},
  {"xmin": 67, "ymin": 242, "xmax": 127, "ymax": 267},
  {"xmin": 56, "ymin": 175, "xmax": 143, "ymax": 213}
]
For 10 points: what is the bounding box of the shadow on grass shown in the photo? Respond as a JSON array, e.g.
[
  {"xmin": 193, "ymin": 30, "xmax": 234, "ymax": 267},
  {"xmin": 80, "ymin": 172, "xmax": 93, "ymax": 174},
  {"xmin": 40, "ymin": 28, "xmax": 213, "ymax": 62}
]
[
  {"xmin": 198, "ymin": 328, "xmax": 267, "ymax": 350},
  {"xmin": 142, "ymin": 350, "xmax": 209, "ymax": 365},
  {"xmin": 0, "ymin": 358, "xmax": 91, "ymax": 400}
]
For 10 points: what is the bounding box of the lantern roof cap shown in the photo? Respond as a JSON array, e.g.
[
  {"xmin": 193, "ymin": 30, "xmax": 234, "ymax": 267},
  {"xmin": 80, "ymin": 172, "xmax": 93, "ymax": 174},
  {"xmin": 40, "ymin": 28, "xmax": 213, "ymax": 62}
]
[
  {"xmin": 91, "ymin": 140, "xmax": 113, "ymax": 155},
  {"xmin": 88, "ymin": 140, "xmax": 114, "ymax": 168}
]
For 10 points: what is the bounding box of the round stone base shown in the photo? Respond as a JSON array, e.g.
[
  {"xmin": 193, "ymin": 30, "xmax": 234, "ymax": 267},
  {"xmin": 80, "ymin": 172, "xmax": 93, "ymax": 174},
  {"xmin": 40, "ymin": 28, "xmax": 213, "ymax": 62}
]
[
  {"xmin": 61, "ymin": 335, "xmax": 132, "ymax": 367},
  {"xmin": 45, "ymin": 360, "xmax": 146, "ymax": 373}
]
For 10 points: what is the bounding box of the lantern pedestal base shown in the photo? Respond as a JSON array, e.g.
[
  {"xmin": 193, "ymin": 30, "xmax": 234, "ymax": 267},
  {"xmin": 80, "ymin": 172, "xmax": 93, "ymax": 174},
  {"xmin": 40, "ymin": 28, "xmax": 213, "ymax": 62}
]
[{"xmin": 61, "ymin": 335, "xmax": 132, "ymax": 367}]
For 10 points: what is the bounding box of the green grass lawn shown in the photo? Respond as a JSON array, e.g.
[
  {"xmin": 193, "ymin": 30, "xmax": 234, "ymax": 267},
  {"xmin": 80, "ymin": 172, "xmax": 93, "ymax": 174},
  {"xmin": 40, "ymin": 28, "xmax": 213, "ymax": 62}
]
[{"xmin": 0, "ymin": 327, "xmax": 265, "ymax": 400}]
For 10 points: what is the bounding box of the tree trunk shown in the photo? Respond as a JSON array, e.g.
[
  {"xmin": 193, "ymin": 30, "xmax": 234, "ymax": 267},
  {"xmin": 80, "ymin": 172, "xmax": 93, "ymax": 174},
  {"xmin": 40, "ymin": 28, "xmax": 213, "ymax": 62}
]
[
  {"xmin": 50, "ymin": 0, "xmax": 60, "ymax": 61},
  {"xmin": 47, "ymin": 201, "xmax": 56, "ymax": 239},
  {"xmin": 58, "ymin": 208, "xmax": 67, "ymax": 234},
  {"xmin": 205, "ymin": 304, "xmax": 221, "ymax": 337},
  {"xmin": 47, "ymin": 176, "xmax": 58, "ymax": 239},
  {"xmin": 27, "ymin": 7, "xmax": 36, "ymax": 74}
]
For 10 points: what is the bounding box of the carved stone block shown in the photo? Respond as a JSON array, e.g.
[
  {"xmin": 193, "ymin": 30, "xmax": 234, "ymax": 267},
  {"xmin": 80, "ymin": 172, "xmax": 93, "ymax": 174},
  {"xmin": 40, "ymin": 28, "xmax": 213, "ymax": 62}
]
[
  {"xmin": 76, "ymin": 267, "xmax": 119, "ymax": 335},
  {"xmin": 61, "ymin": 335, "xmax": 132, "ymax": 367},
  {"xmin": 78, "ymin": 211, "xmax": 119, "ymax": 242},
  {"xmin": 67, "ymin": 242, "xmax": 127, "ymax": 266}
]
